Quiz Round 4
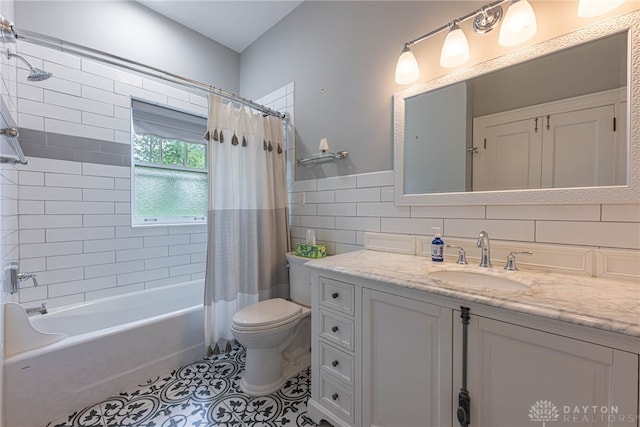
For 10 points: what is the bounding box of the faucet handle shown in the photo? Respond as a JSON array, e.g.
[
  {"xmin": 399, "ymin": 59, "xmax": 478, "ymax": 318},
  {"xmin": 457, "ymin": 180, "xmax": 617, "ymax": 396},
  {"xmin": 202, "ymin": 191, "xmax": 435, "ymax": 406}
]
[
  {"xmin": 17, "ymin": 271, "xmax": 38, "ymax": 286},
  {"xmin": 504, "ymin": 251, "xmax": 533, "ymax": 271},
  {"xmin": 447, "ymin": 245, "xmax": 468, "ymax": 265}
]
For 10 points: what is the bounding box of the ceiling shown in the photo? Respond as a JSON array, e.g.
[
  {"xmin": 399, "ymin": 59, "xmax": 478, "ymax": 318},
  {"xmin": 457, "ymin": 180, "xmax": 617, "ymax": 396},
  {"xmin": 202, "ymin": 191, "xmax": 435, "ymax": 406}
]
[{"xmin": 137, "ymin": 0, "xmax": 303, "ymax": 53}]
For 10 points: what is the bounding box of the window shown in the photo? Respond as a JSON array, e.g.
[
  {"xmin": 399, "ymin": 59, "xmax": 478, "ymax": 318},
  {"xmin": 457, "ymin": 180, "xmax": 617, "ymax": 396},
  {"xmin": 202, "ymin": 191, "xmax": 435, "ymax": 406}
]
[{"xmin": 131, "ymin": 99, "xmax": 208, "ymax": 226}]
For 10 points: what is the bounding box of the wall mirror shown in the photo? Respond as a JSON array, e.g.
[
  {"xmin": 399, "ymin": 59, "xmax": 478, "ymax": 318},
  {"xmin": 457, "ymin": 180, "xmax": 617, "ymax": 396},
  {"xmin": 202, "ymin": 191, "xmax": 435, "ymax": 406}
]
[{"xmin": 394, "ymin": 12, "xmax": 639, "ymax": 206}]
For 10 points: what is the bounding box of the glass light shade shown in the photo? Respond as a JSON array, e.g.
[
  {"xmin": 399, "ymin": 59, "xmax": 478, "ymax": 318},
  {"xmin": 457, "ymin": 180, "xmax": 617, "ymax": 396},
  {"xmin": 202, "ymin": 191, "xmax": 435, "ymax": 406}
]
[
  {"xmin": 499, "ymin": 0, "xmax": 537, "ymax": 47},
  {"xmin": 395, "ymin": 46, "xmax": 420, "ymax": 85},
  {"xmin": 440, "ymin": 24, "xmax": 470, "ymax": 68},
  {"xmin": 578, "ymin": 0, "xmax": 625, "ymax": 17}
]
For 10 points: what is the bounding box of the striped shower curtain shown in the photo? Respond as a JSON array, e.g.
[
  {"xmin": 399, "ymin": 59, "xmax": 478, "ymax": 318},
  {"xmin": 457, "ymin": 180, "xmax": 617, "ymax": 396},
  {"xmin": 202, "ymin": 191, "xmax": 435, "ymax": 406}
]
[{"xmin": 204, "ymin": 94, "xmax": 290, "ymax": 355}]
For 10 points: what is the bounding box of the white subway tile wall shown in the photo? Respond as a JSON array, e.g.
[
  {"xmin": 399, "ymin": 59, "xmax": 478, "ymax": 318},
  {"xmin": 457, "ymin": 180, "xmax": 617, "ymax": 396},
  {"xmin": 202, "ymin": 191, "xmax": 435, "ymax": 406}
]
[
  {"xmin": 2, "ymin": 5, "xmax": 19, "ymax": 401},
  {"xmin": 14, "ymin": 40, "xmax": 295, "ymax": 307},
  {"xmin": 2, "ymin": 44, "xmax": 19, "ymax": 299},
  {"xmin": 289, "ymin": 171, "xmax": 640, "ymax": 265},
  {"xmin": 17, "ymin": 157, "xmax": 207, "ymax": 305}
]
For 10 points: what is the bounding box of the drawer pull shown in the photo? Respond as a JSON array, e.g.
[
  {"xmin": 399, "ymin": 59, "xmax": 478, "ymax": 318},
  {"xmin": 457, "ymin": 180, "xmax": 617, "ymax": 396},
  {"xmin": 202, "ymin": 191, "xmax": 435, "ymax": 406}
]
[
  {"xmin": 331, "ymin": 325, "xmax": 339, "ymax": 333},
  {"xmin": 331, "ymin": 292, "xmax": 339, "ymax": 299},
  {"xmin": 332, "ymin": 360, "xmax": 339, "ymax": 367},
  {"xmin": 332, "ymin": 393, "xmax": 339, "ymax": 401}
]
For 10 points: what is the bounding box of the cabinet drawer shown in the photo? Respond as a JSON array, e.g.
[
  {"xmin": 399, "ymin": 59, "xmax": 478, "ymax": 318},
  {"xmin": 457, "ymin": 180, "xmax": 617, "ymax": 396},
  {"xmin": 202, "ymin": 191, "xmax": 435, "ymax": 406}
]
[
  {"xmin": 319, "ymin": 374, "xmax": 355, "ymax": 424},
  {"xmin": 320, "ymin": 341, "xmax": 355, "ymax": 386},
  {"xmin": 320, "ymin": 277, "xmax": 354, "ymax": 315},
  {"xmin": 320, "ymin": 310, "xmax": 355, "ymax": 351}
]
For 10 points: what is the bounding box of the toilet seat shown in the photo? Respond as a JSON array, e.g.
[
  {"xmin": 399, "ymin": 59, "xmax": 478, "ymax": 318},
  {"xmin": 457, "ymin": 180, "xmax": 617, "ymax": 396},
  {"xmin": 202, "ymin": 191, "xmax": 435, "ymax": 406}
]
[{"xmin": 232, "ymin": 298, "xmax": 302, "ymax": 332}]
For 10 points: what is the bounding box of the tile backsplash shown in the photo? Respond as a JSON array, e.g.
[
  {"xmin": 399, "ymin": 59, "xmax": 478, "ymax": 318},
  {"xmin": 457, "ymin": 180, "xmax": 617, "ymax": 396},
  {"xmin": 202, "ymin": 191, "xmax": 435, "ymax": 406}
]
[{"xmin": 289, "ymin": 170, "xmax": 640, "ymax": 280}]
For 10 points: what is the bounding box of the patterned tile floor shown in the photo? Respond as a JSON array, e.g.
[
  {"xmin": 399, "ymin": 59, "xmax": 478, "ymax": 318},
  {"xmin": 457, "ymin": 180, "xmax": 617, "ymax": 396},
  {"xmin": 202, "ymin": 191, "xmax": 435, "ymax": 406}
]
[{"xmin": 46, "ymin": 346, "xmax": 319, "ymax": 427}]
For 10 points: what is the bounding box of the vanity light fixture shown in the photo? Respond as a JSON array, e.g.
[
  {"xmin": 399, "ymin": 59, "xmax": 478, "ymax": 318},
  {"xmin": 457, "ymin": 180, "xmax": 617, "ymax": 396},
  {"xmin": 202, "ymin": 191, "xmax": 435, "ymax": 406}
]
[
  {"xmin": 394, "ymin": 0, "xmax": 537, "ymax": 84},
  {"xmin": 578, "ymin": 0, "xmax": 626, "ymax": 17},
  {"xmin": 498, "ymin": 0, "xmax": 538, "ymax": 47},
  {"xmin": 440, "ymin": 22, "xmax": 470, "ymax": 68},
  {"xmin": 394, "ymin": 43, "xmax": 420, "ymax": 85}
]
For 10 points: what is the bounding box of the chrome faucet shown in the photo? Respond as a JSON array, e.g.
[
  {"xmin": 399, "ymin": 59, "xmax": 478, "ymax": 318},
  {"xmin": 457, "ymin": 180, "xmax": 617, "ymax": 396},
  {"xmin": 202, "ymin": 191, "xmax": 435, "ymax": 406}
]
[
  {"xmin": 7, "ymin": 262, "xmax": 38, "ymax": 294},
  {"xmin": 17, "ymin": 271, "xmax": 38, "ymax": 287},
  {"xmin": 447, "ymin": 245, "xmax": 468, "ymax": 265},
  {"xmin": 26, "ymin": 303, "xmax": 47, "ymax": 315},
  {"xmin": 476, "ymin": 231, "xmax": 492, "ymax": 268}
]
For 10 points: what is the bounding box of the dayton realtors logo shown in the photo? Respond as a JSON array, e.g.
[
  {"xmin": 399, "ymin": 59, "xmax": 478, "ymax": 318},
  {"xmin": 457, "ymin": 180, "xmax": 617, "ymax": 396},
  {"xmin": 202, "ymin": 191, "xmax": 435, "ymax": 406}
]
[
  {"xmin": 529, "ymin": 400, "xmax": 560, "ymax": 426},
  {"xmin": 529, "ymin": 401, "xmax": 639, "ymax": 424}
]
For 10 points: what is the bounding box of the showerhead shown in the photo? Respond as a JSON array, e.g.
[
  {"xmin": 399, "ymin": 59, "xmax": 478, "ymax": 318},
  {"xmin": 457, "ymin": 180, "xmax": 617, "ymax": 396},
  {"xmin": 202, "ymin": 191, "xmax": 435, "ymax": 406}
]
[
  {"xmin": 27, "ymin": 67, "xmax": 52, "ymax": 82},
  {"xmin": 7, "ymin": 51, "xmax": 53, "ymax": 82}
]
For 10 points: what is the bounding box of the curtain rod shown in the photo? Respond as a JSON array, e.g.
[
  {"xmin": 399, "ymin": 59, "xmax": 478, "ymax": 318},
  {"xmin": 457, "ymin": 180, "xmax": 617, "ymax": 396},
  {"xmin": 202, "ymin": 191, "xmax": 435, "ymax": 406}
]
[{"xmin": 14, "ymin": 28, "xmax": 288, "ymax": 120}]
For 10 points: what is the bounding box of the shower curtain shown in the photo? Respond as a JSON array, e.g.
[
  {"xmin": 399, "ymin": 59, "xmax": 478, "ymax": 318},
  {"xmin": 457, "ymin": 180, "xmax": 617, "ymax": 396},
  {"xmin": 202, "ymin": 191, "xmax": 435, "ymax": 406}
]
[{"xmin": 204, "ymin": 94, "xmax": 290, "ymax": 355}]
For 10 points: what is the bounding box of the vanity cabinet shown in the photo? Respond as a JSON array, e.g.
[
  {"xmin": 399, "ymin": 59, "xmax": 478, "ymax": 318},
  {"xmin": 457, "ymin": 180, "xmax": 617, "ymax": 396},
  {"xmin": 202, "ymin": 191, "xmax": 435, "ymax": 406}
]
[
  {"xmin": 310, "ymin": 276, "xmax": 359, "ymax": 425},
  {"xmin": 454, "ymin": 312, "xmax": 639, "ymax": 427},
  {"xmin": 362, "ymin": 289, "xmax": 452, "ymax": 427},
  {"xmin": 309, "ymin": 276, "xmax": 453, "ymax": 427},
  {"xmin": 308, "ymin": 270, "xmax": 639, "ymax": 427}
]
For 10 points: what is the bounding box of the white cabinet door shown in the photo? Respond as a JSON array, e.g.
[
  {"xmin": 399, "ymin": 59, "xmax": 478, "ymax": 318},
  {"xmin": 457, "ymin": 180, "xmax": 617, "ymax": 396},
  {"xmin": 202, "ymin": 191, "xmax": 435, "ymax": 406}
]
[
  {"xmin": 454, "ymin": 314, "xmax": 639, "ymax": 427},
  {"xmin": 473, "ymin": 117, "xmax": 542, "ymax": 191},
  {"xmin": 362, "ymin": 289, "xmax": 453, "ymax": 427},
  {"xmin": 541, "ymin": 105, "xmax": 617, "ymax": 188}
]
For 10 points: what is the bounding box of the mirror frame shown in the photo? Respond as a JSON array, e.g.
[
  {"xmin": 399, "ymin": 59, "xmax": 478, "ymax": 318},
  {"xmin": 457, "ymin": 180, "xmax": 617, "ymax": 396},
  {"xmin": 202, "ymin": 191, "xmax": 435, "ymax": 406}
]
[{"xmin": 394, "ymin": 11, "xmax": 639, "ymax": 206}]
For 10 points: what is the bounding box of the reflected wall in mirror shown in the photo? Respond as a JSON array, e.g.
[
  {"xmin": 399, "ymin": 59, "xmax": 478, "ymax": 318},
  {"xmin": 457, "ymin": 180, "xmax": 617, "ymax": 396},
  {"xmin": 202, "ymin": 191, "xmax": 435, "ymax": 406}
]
[{"xmin": 394, "ymin": 11, "xmax": 640, "ymax": 206}]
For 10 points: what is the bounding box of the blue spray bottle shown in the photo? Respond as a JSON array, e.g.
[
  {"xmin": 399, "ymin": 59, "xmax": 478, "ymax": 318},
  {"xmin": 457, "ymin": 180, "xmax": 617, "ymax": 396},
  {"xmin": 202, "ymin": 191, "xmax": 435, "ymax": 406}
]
[{"xmin": 431, "ymin": 227, "xmax": 444, "ymax": 262}]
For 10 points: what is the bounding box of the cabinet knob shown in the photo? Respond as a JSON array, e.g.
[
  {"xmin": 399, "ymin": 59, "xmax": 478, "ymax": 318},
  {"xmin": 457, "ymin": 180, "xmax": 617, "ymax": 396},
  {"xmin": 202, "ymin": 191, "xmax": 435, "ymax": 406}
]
[
  {"xmin": 332, "ymin": 360, "xmax": 339, "ymax": 367},
  {"xmin": 331, "ymin": 393, "xmax": 339, "ymax": 401},
  {"xmin": 331, "ymin": 292, "xmax": 339, "ymax": 299},
  {"xmin": 331, "ymin": 325, "xmax": 339, "ymax": 333}
]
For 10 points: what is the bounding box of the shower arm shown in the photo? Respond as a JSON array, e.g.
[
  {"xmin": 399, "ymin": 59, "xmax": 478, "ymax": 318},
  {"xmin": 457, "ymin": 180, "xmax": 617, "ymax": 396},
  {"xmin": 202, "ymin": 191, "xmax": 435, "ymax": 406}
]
[{"xmin": 7, "ymin": 51, "xmax": 34, "ymax": 71}]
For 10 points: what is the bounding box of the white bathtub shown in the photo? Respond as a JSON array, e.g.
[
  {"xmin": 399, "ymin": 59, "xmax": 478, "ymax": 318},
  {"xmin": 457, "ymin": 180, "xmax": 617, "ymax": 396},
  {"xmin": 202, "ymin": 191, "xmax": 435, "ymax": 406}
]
[{"xmin": 3, "ymin": 280, "xmax": 205, "ymax": 427}]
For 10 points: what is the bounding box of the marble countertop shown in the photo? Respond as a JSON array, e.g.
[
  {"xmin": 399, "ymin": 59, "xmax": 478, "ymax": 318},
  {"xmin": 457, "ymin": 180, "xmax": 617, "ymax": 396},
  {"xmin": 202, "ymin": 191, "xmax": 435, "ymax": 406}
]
[{"xmin": 306, "ymin": 250, "xmax": 640, "ymax": 339}]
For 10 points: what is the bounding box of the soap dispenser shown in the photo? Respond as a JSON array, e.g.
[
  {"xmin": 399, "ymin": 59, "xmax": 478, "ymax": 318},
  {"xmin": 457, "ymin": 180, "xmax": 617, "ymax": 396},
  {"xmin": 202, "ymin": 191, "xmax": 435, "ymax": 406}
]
[{"xmin": 431, "ymin": 227, "xmax": 444, "ymax": 262}]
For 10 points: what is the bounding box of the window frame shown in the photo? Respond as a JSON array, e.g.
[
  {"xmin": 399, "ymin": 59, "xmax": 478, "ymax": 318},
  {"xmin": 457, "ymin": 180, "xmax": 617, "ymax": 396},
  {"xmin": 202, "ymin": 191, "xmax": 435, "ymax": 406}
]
[{"xmin": 130, "ymin": 99, "xmax": 208, "ymax": 228}]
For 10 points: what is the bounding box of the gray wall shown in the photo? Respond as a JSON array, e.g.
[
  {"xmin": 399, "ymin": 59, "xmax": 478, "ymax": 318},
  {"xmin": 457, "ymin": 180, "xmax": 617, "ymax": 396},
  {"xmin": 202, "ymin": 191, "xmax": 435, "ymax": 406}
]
[
  {"xmin": 14, "ymin": 0, "xmax": 240, "ymax": 92},
  {"xmin": 239, "ymin": 1, "xmax": 475, "ymax": 181},
  {"xmin": 239, "ymin": 0, "xmax": 637, "ymax": 181}
]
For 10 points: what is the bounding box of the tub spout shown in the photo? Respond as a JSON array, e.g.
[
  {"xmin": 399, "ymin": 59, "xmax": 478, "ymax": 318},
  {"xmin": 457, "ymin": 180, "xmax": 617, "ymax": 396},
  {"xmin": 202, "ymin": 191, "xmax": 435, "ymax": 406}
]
[{"xmin": 26, "ymin": 303, "xmax": 47, "ymax": 316}]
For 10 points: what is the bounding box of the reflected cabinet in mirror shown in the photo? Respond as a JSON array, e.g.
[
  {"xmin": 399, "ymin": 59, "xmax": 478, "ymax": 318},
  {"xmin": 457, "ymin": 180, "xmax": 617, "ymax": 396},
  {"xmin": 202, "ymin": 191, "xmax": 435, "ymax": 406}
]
[{"xmin": 394, "ymin": 11, "xmax": 640, "ymax": 206}]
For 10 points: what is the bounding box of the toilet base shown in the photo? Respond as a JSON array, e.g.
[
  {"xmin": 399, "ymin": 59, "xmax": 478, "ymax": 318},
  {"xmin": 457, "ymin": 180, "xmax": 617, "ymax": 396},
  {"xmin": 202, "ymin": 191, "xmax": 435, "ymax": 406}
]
[
  {"xmin": 237, "ymin": 316, "xmax": 311, "ymax": 396},
  {"xmin": 238, "ymin": 347, "xmax": 311, "ymax": 396},
  {"xmin": 238, "ymin": 370, "xmax": 287, "ymax": 396},
  {"xmin": 282, "ymin": 351, "xmax": 311, "ymax": 381}
]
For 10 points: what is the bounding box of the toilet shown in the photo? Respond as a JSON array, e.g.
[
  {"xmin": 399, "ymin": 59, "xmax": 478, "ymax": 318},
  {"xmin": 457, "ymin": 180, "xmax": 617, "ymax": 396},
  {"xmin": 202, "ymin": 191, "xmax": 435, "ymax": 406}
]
[{"xmin": 231, "ymin": 252, "xmax": 312, "ymax": 396}]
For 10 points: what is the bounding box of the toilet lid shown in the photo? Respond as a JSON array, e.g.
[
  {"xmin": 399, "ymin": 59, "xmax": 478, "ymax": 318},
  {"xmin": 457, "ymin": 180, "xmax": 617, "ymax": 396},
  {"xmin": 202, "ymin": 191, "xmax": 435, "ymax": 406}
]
[{"xmin": 232, "ymin": 298, "xmax": 302, "ymax": 328}]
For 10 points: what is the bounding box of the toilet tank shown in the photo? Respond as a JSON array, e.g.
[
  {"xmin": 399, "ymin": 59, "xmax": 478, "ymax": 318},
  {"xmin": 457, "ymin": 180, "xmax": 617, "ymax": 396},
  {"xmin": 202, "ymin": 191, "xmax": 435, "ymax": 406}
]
[{"xmin": 286, "ymin": 252, "xmax": 312, "ymax": 307}]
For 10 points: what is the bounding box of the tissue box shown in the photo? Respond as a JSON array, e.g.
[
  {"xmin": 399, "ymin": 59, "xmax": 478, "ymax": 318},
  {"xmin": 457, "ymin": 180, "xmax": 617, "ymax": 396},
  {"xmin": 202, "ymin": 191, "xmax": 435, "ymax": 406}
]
[{"xmin": 295, "ymin": 243, "xmax": 327, "ymax": 259}]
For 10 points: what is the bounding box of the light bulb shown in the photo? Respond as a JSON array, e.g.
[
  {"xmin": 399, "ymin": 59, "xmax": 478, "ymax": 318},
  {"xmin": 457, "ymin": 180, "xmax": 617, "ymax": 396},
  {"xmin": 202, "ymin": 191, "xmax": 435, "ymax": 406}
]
[
  {"xmin": 578, "ymin": 0, "xmax": 625, "ymax": 17},
  {"xmin": 395, "ymin": 45, "xmax": 420, "ymax": 85},
  {"xmin": 319, "ymin": 138, "xmax": 329, "ymax": 152},
  {"xmin": 440, "ymin": 23, "xmax": 470, "ymax": 68},
  {"xmin": 499, "ymin": 0, "xmax": 537, "ymax": 47}
]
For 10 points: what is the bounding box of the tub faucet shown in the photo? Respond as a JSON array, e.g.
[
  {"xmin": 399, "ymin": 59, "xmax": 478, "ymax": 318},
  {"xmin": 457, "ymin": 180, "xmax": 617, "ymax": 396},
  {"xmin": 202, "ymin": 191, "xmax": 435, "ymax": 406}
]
[
  {"xmin": 476, "ymin": 231, "xmax": 492, "ymax": 268},
  {"xmin": 17, "ymin": 271, "xmax": 38, "ymax": 287},
  {"xmin": 7, "ymin": 262, "xmax": 38, "ymax": 294},
  {"xmin": 26, "ymin": 303, "xmax": 47, "ymax": 316}
]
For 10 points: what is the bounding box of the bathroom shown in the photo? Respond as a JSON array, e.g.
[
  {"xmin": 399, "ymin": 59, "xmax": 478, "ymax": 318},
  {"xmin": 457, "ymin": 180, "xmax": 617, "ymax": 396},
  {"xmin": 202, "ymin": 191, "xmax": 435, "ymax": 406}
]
[{"xmin": 0, "ymin": 0, "xmax": 639, "ymax": 426}]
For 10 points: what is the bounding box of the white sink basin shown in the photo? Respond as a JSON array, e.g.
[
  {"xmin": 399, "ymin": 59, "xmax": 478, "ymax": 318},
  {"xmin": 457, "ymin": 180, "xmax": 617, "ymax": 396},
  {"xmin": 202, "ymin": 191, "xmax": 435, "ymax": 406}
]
[{"xmin": 428, "ymin": 270, "xmax": 529, "ymax": 291}]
